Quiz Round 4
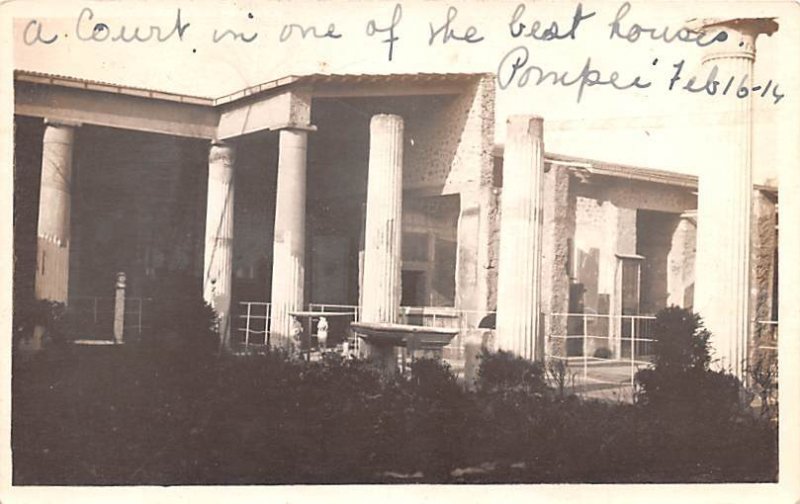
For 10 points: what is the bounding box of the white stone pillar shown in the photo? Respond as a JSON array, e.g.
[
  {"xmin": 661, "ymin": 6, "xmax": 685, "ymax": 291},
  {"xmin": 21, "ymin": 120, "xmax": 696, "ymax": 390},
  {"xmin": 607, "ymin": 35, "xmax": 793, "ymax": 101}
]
[
  {"xmin": 667, "ymin": 214, "xmax": 696, "ymax": 309},
  {"xmin": 113, "ymin": 272, "xmax": 126, "ymax": 344},
  {"xmin": 35, "ymin": 120, "xmax": 77, "ymax": 304},
  {"xmin": 270, "ymin": 128, "xmax": 309, "ymax": 349},
  {"xmin": 496, "ymin": 115, "xmax": 545, "ymax": 360},
  {"xmin": 692, "ymin": 18, "xmax": 778, "ymax": 379},
  {"xmin": 204, "ymin": 141, "xmax": 236, "ymax": 350},
  {"xmin": 361, "ymin": 114, "xmax": 404, "ymax": 369}
]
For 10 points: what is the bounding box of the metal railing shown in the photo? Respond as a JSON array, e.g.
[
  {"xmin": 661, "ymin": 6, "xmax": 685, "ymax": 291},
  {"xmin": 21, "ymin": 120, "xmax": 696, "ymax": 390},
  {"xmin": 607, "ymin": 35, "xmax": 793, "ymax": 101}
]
[
  {"xmin": 234, "ymin": 302, "xmax": 664, "ymax": 387},
  {"xmin": 69, "ymin": 296, "xmax": 151, "ymax": 342},
  {"xmin": 308, "ymin": 303, "xmax": 361, "ymax": 320},
  {"xmin": 236, "ymin": 302, "xmax": 498, "ymax": 361},
  {"xmin": 548, "ymin": 312, "xmax": 657, "ymax": 388},
  {"xmin": 236, "ymin": 301, "xmax": 271, "ymax": 348},
  {"xmin": 755, "ymin": 320, "xmax": 778, "ymax": 352},
  {"xmin": 398, "ymin": 307, "xmax": 496, "ymax": 361}
]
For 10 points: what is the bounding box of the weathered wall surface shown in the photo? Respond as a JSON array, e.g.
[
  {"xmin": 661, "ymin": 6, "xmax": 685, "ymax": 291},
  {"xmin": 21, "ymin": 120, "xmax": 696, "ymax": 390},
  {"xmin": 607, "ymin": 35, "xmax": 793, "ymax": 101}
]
[
  {"xmin": 573, "ymin": 177, "xmax": 697, "ymax": 215},
  {"xmin": 540, "ymin": 164, "xmax": 575, "ymax": 356},
  {"xmin": 571, "ymin": 176, "xmax": 697, "ymax": 320},
  {"xmin": 750, "ymin": 189, "xmax": 778, "ymax": 362},
  {"xmin": 454, "ymin": 75, "xmax": 497, "ymax": 321}
]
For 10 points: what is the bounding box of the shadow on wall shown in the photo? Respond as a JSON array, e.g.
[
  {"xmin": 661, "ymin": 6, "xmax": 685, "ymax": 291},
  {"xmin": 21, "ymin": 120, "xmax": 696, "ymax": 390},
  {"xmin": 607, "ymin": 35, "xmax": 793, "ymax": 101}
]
[
  {"xmin": 637, "ymin": 210, "xmax": 680, "ymax": 315},
  {"xmin": 576, "ymin": 248, "xmax": 599, "ymax": 312}
]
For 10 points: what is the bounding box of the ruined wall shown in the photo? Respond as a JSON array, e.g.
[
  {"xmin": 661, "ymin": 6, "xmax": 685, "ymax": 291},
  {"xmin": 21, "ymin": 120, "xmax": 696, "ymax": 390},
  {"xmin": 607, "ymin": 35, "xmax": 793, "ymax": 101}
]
[
  {"xmin": 402, "ymin": 196, "xmax": 460, "ymax": 306},
  {"xmin": 454, "ymin": 75, "xmax": 497, "ymax": 321},
  {"xmin": 540, "ymin": 164, "xmax": 575, "ymax": 356},
  {"xmin": 571, "ymin": 176, "xmax": 697, "ymax": 320},
  {"xmin": 750, "ymin": 189, "xmax": 778, "ymax": 362},
  {"xmin": 573, "ymin": 177, "xmax": 697, "ymax": 215}
]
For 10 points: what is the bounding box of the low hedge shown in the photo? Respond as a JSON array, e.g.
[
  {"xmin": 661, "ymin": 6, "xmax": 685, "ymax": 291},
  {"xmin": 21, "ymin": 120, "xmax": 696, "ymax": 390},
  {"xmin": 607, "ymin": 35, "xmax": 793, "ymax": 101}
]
[{"xmin": 12, "ymin": 344, "xmax": 777, "ymax": 484}]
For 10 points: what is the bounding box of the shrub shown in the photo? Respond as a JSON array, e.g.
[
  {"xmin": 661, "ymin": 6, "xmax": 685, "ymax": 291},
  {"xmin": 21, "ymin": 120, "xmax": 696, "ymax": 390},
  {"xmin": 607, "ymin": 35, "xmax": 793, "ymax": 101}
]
[
  {"xmin": 748, "ymin": 353, "xmax": 778, "ymax": 419},
  {"xmin": 593, "ymin": 347, "xmax": 612, "ymax": 359},
  {"xmin": 546, "ymin": 358, "xmax": 576, "ymax": 400},
  {"xmin": 356, "ymin": 358, "xmax": 472, "ymax": 479},
  {"xmin": 650, "ymin": 306, "xmax": 711, "ymax": 373},
  {"xmin": 147, "ymin": 274, "xmax": 219, "ymax": 358},
  {"xmin": 12, "ymin": 332, "xmax": 777, "ymax": 484},
  {"xmin": 635, "ymin": 306, "xmax": 743, "ymax": 420},
  {"xmin": 476, "ymin": 349, "xmax": 549, "ymax": 395},
  {"xmin": 13, "ymin": 299, "xmax": 76, "ymax": 350}
]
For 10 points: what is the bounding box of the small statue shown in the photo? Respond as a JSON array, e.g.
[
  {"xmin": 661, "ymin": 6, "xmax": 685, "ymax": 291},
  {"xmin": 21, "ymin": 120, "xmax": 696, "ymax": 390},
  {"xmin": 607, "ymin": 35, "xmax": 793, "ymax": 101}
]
[{"xmin": 316, "ymin": 316, "xmax": 329, "ymax": 350}]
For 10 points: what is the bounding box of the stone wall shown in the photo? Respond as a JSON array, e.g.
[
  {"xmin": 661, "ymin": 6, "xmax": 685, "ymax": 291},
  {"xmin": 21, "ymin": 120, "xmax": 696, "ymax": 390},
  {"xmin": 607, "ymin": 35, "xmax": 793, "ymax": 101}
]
[
  {"xmin": 571, "ymin": 176, "xmax": 697, "ymax": 317},
  {"xmin": 540, "ymin": 164, "xmax": 575, "ymax": 356},
  {"xmin": 750, "ymin": 189, "xmax": 778, "ymax": 362}
]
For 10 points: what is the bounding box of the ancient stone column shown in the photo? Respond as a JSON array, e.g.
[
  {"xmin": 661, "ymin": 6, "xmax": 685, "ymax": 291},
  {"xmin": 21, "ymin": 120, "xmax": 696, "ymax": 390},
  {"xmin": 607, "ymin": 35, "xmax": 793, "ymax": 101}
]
[
  {"xmin": 204, "ymin": 141, "xmax": 236, "ymax": 350},
  {"xmin": 35, "ymin": 120, "xmax": 78, "ymax": 304},
  {"xmin": 270, "ymin": 128, "xmax": 309, "ymax": 349},
  {"xmin": 361, "ymin": 114, "xmax": 404, "ymax": 371},
  {"xmin": 496, "ymin": 115, "xmax": 545, "ymax": 361},
  {"xmin": 691, "ymin": 18, "xmax": 778, "ymax": 379}
]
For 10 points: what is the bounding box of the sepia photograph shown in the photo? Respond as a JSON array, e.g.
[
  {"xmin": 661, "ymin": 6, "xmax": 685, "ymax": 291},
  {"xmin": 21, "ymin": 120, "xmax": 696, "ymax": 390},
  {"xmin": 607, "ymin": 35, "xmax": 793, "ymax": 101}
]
[{"xmin": 1, "ymin": 0, "xmax": 799, "ymax": 501}]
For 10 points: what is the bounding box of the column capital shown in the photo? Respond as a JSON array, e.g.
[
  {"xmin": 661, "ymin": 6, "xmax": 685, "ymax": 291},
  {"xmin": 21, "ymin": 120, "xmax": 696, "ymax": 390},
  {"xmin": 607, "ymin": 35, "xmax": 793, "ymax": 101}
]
[
  {"xmin": 43, "ymin": 118, "xmax": 82, "ymax": 129},
  {"xmin": 688, "ymin": 17, "xmax": 779, "ymax": 61},
  {"xmin": 507, "ymin": 115, "xmax": 544, "ymax": 140},
  {"xmin": 274, "ymin": 122, "xmax": 317, "ymax": 133},
  {"xmin": 209, "ymin": 141, "xmax": 236, "ymax": 164}
]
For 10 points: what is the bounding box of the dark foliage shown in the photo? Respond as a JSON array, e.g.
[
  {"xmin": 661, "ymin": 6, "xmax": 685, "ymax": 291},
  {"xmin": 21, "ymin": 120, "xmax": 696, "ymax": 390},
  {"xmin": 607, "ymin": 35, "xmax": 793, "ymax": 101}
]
[
  {"xmin": 476, "ymin": 349, "xmax": 548, "ymax": 395},
  {"xmin": 146, "ymin": 274, "xmax": 219, "ymax": 358},
  {"xmin": 649, "ymin": 306, "xmax": 711, "ymax": 372},
  {"xmin": 13, "ymin": 298, "xmax": 75, "ymax": 350},
  {"xmin": 635, "ymin": 307, "xmax": 745, "ymax": 421},
  {"xmin": 593, "ymin": 347, "xmax": 612, "ymax": 359},
  {"xmin": 748, "ymin": 353, "xmax": 779, "ymax": 419},
  {"xmin": 12, "ymin": 342, "xmax": 777, "ymax": 484}
]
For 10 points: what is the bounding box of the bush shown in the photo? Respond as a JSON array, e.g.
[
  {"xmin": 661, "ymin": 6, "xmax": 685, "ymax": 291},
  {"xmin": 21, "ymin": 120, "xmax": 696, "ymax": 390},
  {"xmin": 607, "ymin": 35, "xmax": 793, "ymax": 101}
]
[
  {"xmin": 12, "ymin": 336, "xmax": 777, "ymax": 484},
  {"xmin": 476, "ymin": 349, "xmax": 549, "ymax": 395},
  {"xmin": 650, "ymin": 306, "xmax": 711, "ymax": 373},
  {"xmin": 748, "ymin": 353, "xmax": 778, "ymax": 419},
  {"xmin": 634, "ymin": 307, "xmax": 744, "ymax": 420},
  {"xmin": 392, "ymin": 359, "xmax": 472, "ymax": 478},
  {"xmin": 13, "ymin": 298, "xmax": 76, "ymax": 350},
  {"xmin": 147, "ymin": 274, "xmax": 219, "ymax": 358},
  {"xmin": 593, "ymin": 347, "xmax": 612, "ymax": 359}
]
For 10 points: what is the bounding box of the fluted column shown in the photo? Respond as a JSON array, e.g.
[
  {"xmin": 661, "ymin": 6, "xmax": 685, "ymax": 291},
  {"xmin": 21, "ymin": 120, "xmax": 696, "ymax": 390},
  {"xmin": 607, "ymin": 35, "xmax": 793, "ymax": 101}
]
[
  {"xmin": 204, "ymin": 141, "xmax": 236, "ymax": 350},
  {"xmin": 692, "ymin": 18, "xmax": 778, "ymax": 379},
  {"xmin": 35, "ymin": 120, "xmax": 78, "ymax": 304},
  {"xmin": 496, "ymin": 116, "xmax": 545, "ymax": 361},
  {"xmin": 361, "ymin": 115, "xmax": 404, "ymax": 368},
  {"xmin": 270, "ymin": 128, "xmax": 309, "ymax": 349}
]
